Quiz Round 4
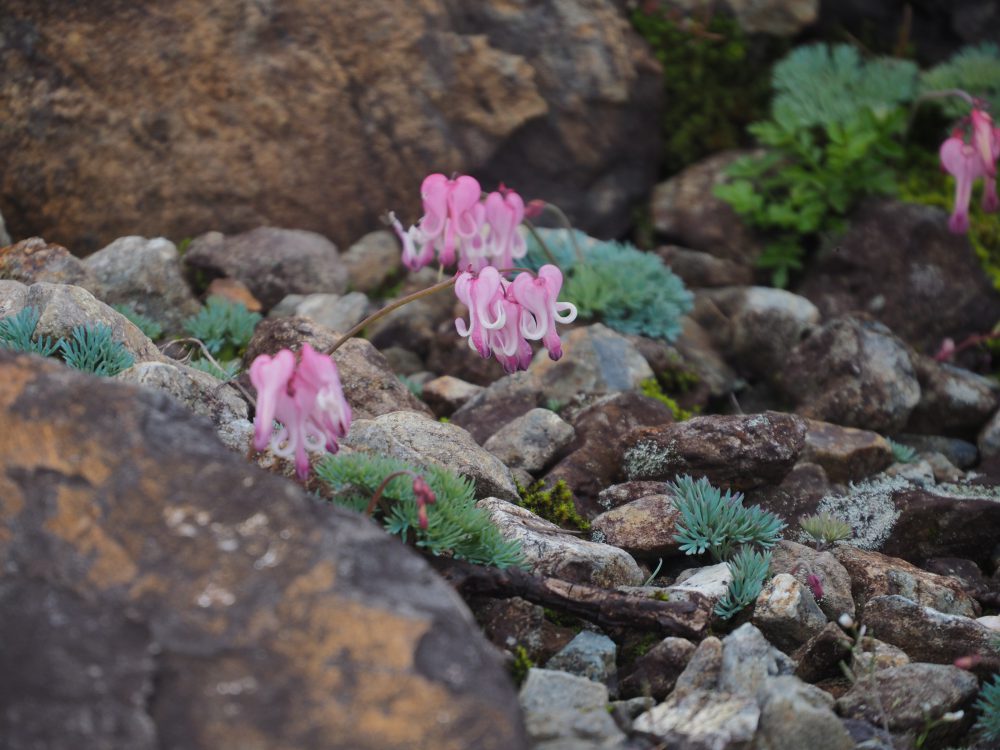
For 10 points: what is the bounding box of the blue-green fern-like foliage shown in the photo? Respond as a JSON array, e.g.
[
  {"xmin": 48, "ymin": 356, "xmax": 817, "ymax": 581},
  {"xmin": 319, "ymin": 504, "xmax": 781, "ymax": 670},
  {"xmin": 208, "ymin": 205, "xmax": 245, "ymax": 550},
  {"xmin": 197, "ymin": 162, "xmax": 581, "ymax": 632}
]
[
  {"xmin": 669, "ymin": 475, "xmax": 786, "ymax": 563},
  {"xmin": 524, "ymin": 228, "xmax": 693, "ymax": 342},
  {"xmin": 715, "ymin": 547, "xmax": 772, "ymax": 620},
  {"xmin": 974, "ymin": 673, "xmax": 1000, "ymax": 744},
  {"xmin": 111, "ymin": 303, "xmax": 164, "ymax": 341},
  {"xmin": 922, "ymin": 42, "xmax": 1000, "ymax": 116},
  {"xmin": 316, "ymin": 453, "xmax": 525, "ymax": 569},
  {"xmin": 59, "ymin": 324, "xmax": 135, "ymax": 377},
  {"xmin": 0, "ymin": 307, "xmax": 59, "ymax": 356},
  {"xmin": 769, "ymin": 44, "xmax": 918, "ymax": 129},
  {"xmin": 183, "ymin": 296, "xmax": 261, "ymax": 359}
]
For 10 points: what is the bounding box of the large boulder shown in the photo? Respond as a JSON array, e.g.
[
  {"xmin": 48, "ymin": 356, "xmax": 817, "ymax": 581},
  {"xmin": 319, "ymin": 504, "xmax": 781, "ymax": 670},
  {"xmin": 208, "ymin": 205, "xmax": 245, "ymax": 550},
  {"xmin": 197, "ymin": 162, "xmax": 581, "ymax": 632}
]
[
  {"xmin": 1, "ymin": 0, "xmax": 660, "ymax": 251},
  {"xmin": 0, "ymin": 350, "xmax": 527, "ymax": 750}
]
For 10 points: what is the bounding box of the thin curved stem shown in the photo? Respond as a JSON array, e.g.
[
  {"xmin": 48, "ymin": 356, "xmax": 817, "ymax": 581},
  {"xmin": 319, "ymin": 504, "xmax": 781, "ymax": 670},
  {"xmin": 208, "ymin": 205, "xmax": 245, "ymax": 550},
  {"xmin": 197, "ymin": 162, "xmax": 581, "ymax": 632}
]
[
  {"xmin": 540, "ymin": 202, "xmax": 585, "ymax": 264},
  {"xmin": 161, "ymin": 337, "xmax": 256, "ymax": 406},
  {"xmin": 365, "ymin": 470, "xmax": 413, "ymax": 518}
]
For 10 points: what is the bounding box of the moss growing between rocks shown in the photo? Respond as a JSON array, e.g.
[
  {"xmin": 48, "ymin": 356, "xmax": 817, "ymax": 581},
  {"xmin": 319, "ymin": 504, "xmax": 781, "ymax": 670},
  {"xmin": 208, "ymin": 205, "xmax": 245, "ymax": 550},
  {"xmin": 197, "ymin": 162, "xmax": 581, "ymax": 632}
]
[
  {"xmin": 517, "ymin": 480, "xmax": 590, "ymax": 533},
  {"xmin": 630, "ymin": 7, "xmax": 780, "ymax": 175},
  {"xmin": 639, "ymin": 377, "xmax": 695, "ymax": 421},
  {"xmin": 509, "ymin": 645, "xmax": 535, "ymax": 687}
]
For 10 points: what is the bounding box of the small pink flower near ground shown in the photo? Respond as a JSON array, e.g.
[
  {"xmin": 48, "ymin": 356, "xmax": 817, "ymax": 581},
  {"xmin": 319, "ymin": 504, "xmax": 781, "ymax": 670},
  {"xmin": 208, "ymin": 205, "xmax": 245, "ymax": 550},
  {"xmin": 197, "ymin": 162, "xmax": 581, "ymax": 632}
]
[
  {"xmin": 941, "ymin": 106, "xmax": 1000, "ymax": 233},
  {"xmin": 249, "ymin": 343, "xmax": 352, "ymax": 479}
]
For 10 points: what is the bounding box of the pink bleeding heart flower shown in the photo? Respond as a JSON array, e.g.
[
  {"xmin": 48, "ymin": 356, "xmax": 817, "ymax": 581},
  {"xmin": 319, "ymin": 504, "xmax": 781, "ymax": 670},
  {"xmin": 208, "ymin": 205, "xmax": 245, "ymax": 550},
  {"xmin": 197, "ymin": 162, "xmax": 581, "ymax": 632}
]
[
  {"xmin": 249, "ymin": 344, "xmax": 352, "ymax": 480},
  {"xmin": 487, "ymin": 293, "xmax": 535, "ymax": 374},
  {"xmin": 483, "ymin": 189, "xmax": 527, "ymax": 270},
  {"xmin": 420, "ymin": 173, "xmax": 486, "ymax": 268},
  {"xmin": 510, "ymin": 264, "xmax": 578, "ymax": 360},
  {"xmin": 806, "ymin": 573, "xmax": 824, "ymax": 601},
  {"xmin": 940, "ymin": 133, "xmax": 988, "ymax": 233},
  {"xmin": 971, "ymin": 108, "xmax": 998, "ymax": 178},
  {"xmin": 412, "ymin": 475, "xmax": 436, "ymax": 530},
  {"xmin": 455, "ymin": 265, "xmax": 506, "ymax": 358}
]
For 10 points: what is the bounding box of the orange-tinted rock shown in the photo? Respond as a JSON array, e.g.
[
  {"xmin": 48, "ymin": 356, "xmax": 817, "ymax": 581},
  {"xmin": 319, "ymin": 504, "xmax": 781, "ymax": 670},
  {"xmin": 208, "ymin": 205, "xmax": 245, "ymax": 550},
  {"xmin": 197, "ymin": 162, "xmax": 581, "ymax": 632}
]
[
  {"xmin": 0, "ymin": 351, "xmax": 527, "ymax": 750},
  {"xmin": 205, "ymin": 277, "xmax": 262, "ymax": 313}
]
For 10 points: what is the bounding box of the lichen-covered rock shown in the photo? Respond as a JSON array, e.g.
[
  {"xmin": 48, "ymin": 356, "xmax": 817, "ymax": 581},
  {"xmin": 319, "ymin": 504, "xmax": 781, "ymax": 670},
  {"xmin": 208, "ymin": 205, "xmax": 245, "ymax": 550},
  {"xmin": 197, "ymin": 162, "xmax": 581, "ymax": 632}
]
[
  {"xmin": 244, "ymin": 316, "xmax": 432, "ymax": 420},
  {"xmin": 800, "ymin": 419, "xmax": 894, "ymax": 483},
  {"xmin": 544, "ymin": 631, "xmax": 618, "ymax": 689},
  {"xmin": 0, "ymin": 351, "xmax": 528, "ymax": 750},
  {"xmin": 483, "ymin": 408, "xmax": 575, "ymax": 474},
  {"xmin": 796, "ymin": 200, "xmax": 1000, "ymax": 355},
  {"xmin": 1, "ymin": 0, "xmax": 659, "ymax": 251},
  {"xmin": 82, "ymin": 236, "xmax": 201, "ymax": 331},
  {"xmin": 347, "ymin": 413, "xmax": 519, "ymax": 501},
  {"xmin": 0, "ymin": 237, "xmax": 96, "ymax": 288},
  {"xmin": 780, "ymin": 315, "xmax": 920, "ymax": 433},
  {"xmin": 476, "ymin": 498, "xmax": 644, "ymax": 587},
  {"xmin": 633, "ymin": 689, "xmax": 760, "ymax": 748},
  {"xmin": 905, "ymin": 354, "xmax": 1000, "ymax": 436},
  {"xmin": 185, "ymin": 228, "xmax": 348, "ymax": 311},
  {"xmin": 622, "ymin": 411, "xmax": 807, "ymax": 490},
  {"xmin": 0, "ymin": 281, "xmax": 165, "ymax": 363}
]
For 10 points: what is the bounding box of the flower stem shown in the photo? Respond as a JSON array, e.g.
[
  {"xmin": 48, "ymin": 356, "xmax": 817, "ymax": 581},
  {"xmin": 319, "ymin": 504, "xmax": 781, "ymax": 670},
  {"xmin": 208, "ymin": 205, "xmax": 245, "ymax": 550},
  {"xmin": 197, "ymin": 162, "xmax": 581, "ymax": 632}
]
[{"xmin": 365, "ymin": 470, "xmax": 413, "ymax": 517}]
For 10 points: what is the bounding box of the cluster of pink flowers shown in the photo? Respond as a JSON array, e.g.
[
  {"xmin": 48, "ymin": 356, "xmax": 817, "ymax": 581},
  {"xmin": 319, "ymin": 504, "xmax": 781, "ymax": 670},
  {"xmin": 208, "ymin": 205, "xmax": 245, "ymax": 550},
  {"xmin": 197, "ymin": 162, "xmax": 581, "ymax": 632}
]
[
  {"xmin": 940, "ymin": 105, "xmax": 999, "ymax": 233},
  {"xmin": 249, "ymin": 343, "xmax": 352, "ymax": 480},
  {"xmin": 455, "ymin": 264, "xmax": 578, "ymax": 373},
  {"xmin": 389, "ymin": 173, "xmax": 538, "ymax": 272}
]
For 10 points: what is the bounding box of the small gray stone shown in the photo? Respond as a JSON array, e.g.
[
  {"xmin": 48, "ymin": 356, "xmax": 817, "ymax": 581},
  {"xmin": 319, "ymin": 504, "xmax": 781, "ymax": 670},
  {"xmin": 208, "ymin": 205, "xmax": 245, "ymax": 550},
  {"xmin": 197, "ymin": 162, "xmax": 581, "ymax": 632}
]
[
  {"xmin": 529, "ymin": 323, "xmax": 653, "ymax": 403},
  {"xmin": 754, "ymin": 675, "xmax": 854, "ymax": 750},
  {"xmin": 269, "ymin": 291, "xmax": 370, "ymax": 333},
  {"xmin": 906, "ymin": 355, "xmax": 1000, "ymax": 435},
  {"xmin": 545, "ymin": 631, "xmax": 618, "ymax": 690},
  {"xmin": 346, "ymin": 412, "xmax": 519, "ymax": 501},
  {"xmin": 519, "ymin": 668, "xmax": 626, "ymax": 748},
  {"xmin": 421, "ymin": 375, "xmax": 484, "ymax": 417},
  {"xmin": 891, "ymin": 433, "xmax": 979, "ymax": 469},
  {"xmin": 674, "ymin": 636, "xmax": 723, "ymax": 696},
  {"xmin": 633, "ymin": 689, "xmax": 760, "ymax": 749},
  {"xmin": 477, "ymin": 498, "xmax": 644, "ymax": 588},
  {"xmin": 484, "ymin": 408, "xmax": 575, "ymax": 473},
  {"xmin": 719, "ymin": 623, "xmax": 796, "ymax": 700},
  {"xmin": 752, "ymin": 573, "xmax": 828, "ymax": 653},
  {"xmin": 83, "ymin": 236, "xmax": 201, "ymax": 331},
  {"xmin": 980, "ymin": 408, "xmax": 1000, "ymax": 460},
  {"xmin": 341, "ymin": 230, "xmax": 403, "ymax": 293}
]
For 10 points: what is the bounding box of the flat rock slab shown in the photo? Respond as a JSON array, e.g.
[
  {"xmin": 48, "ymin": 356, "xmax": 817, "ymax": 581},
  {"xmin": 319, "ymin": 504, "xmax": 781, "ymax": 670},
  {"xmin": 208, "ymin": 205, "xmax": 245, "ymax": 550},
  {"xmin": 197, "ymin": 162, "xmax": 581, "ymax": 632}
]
[
  {"xmin": 622, "ymin": 411, "xmax": 806, "ymax": 490},
  {"xmin": 0, "ymin": 351, "xmax": 527, "ymax": 750}
]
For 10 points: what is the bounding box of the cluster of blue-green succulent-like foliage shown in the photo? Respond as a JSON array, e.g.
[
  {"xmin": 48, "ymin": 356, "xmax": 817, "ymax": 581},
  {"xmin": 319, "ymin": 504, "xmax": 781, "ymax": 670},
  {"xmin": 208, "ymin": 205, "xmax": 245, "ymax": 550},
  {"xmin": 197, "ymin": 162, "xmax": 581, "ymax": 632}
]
[
  {"xmin": 0, "ymin": 306, "xmax": 134, "ymax": 377},
  {"xmin": 316, "ymin": 453, "xmax": 525, "ymax": 569},
  {"xmin": 715, "ymin": 547, "xmax": 773, "ymax": 620},
  {"xmin": 669, "ymin": 474, "xmax": 785, "ymax": 563},
  {"xmin": 668, "ymin": 474, "xmax": 785, "ymax": 620},
  {"xmin": 974, "ymin": 673, "xmax": 1000, "ymax": 744},
  {"xmin": 524, "ymin": 228, "xmax": 693, "ymax": 342},
  {"xmin": 182, "ymin": 296, "xmax": 261, "ymax": 377},
  {"xmin": 886, "ymin": 437, "xmax": 918, "ymax": 464},
  {"xmin": 111, "ymin": 303, "xmax": 164, "ymax": 341}
]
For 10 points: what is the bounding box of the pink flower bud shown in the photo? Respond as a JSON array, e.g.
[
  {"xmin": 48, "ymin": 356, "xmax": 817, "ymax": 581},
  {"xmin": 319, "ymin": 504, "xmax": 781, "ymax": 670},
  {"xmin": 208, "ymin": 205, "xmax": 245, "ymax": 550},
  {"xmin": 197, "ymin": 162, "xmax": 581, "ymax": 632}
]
[{"xmin": 806, "ymin": 573, "xmax": 824, "ymax": 601}]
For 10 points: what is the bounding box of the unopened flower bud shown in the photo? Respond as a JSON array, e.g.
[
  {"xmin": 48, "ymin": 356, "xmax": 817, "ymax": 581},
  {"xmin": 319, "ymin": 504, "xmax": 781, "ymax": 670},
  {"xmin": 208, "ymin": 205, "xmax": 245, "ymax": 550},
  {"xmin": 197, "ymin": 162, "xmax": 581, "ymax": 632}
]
[{"xmin": 838, "ymin": 613, "xmax": 854, "ymax": 629}]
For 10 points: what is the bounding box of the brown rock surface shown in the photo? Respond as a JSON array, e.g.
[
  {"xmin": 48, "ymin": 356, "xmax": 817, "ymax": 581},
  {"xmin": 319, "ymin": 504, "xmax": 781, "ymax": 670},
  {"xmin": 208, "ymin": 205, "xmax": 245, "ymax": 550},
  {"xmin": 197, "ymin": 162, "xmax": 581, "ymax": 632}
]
[
  {"xmin": 0, "ymin": 237, "xmax": 96, "ymax": 288},
  {"xmin": 800, "ymin": 419, "xmax": 893, "ymax": 483},
  {"xmin": 1, "ymin": 0, "xmax": 659, "ymax": 252},
  {"xmin": 0, "ymin": 351, "xmax": 527, "ymax": 750}
]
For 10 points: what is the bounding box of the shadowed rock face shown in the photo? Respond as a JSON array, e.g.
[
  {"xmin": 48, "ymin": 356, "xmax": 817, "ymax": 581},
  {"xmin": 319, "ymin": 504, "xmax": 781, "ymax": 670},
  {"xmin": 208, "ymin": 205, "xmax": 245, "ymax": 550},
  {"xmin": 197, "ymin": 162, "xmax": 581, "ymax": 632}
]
[
  {"xmin": 0, "ymin": 0, "xmax": 659, "ymax": 252},
  {"xmin": 0, "ymin": 351, "xmax": 527, "ymax": 750}
]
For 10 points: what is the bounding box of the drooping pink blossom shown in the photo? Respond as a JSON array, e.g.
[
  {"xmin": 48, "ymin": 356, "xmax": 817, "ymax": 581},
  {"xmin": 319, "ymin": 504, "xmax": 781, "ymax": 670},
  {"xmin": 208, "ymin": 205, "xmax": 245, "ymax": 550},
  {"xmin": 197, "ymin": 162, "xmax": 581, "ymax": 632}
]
[
  {"xmin": 483, "ymin": 190, "xmax": 527, "ymax": 271},
  {"xmin": 510, "ymin": 264, "xmax": 578, "ymax": 360},
  {"xmin": 412, "ymin": 475, "xmax": 437, "ymax": 530},
  {"xmin": 971, "ymin": 108, "xmax": 998, "ymax": 178},
  {"xmin": 940, "ymin": 133, "xmax": 988, "ymax": 233},
  {"xmin": 249, "ymin": 344, "xmax": 352, "ymax": 479},
  {"xmin": 454, "ymin": 265, "xmax": 506, "ymax": 358},
  {"xmin": 394, "ymin": 174, "xmax": 486, "ymax": 271}
]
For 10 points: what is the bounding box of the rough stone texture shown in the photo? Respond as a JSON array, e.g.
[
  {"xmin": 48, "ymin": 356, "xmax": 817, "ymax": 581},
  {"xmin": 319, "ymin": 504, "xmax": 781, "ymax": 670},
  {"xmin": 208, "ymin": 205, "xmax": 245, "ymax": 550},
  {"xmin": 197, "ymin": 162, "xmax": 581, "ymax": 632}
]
[
  {"xmin": 116, "ymin": 360, "xmax": 250, "ymax": 451},
  {"xmin": 1, "ymin": 1, "xmax": 659, "ymax": 252},
  {"xmin": 422, "ymin": 375, "xmax": 485, "ymax": 418},
  {"xmin": 0, "ymin": 207, "xmax": 9, "ymax": 246},
  {"xmin": 656, "ymin": 245, "xmax": 753, "ymax": 288},
  {"xmin": 980, "ymin": 408, "xmax": 1000, "ymax": 460},
  {"xmin": 544, "ymin": 391, "xmax": 676, "ymax": 518},
  {"xmin": 184, "ymin": 228, "xmax": 348, "ymax": 311},
  {"xmin": 751, "ymin": 573, "xmax": 828, "ymax": 653},
  {"xmin": 673, "ymin": 317, "xmax": 742, "ymax": 399},
  {"xmin": 833, "ymin": 546, "xmax": 980, "ymax": 618},
  {"xmin": 544, "ymin": 631, "xmax": 618, "ymax": 689},
  {"xmin": 718, "ymin": 624, "xmax": 796, "ymax": 700},
  {"xmin": 596, "ymin": 481, "xmax": 673, "ymax": 512},
  {"xmin": 205, "ymin": 276, "xmax": 262, "ymax": 312},
  {"xmin": 471, "ymin": 597, "xmax": 576, "ymax": 665},
  {"xmin": 796, "ymin": 200, "xmax": 1000, "ymax": 355},
  {"xmin": 0, "ymin": 281, "xmax": 165, "ymax": 363},
  {"xmin": 905, "ymin": 355, "xmax": 1000, "ymax": 437},
  {"xmin": 341, "ymin": 230, "xmax": 404, "ymax": 294},
  {"xmin": 529, "ymin": 323, "xmax": 654, "ymax": 405},
  {"xmin": 483, "ymin": 408, "xmax": 575, "ymax": 474},
  {"xmin": 780, "ymin": 315, "xmax": 921, "ymax": 433},
  {"xmin": 800, "ymin": 419, "xmax": 894, "ymax": 483},
  {"xmin": 269, "ymin": 292, "xmax": 371, "ymax": 334},
  {"xmin": 518, "ymin": 669, "xmax": 625, "ymax": 750},
  {"xmin": 650, "ymin": 151, "xmax": 764, "ymax": 266},
  {"xmin": 82, "ymin": 236, "xmax": 201, "ymax": 331},
  {"xmin": 244, "ymin": 316, "xmax": 432, "ymax": 420},
  {"xmin": 673, "ymin": 636, "xmax": 723, "ymax": 696},
  {"xmin": 862, "ymin": 595, "xmax": 1000, "ymax": 676},
  {"xmin": 633, "ymin": 689, "xmax": 760, "ymax": 749},
  {"xmin": 0, "ymin": 237, "xmax": 96, "ymax": 288},
  {"xmin": 753, "ymin": 676, "xmax": 855, "ymax": 750},
  {"xmin": 451, "ymin": 372, "xmax": 544, "ymax": 445},
  {"xmin": 770, "ymin": 541, "xmax": 854, "ymax": 622},
  {"xmin": 346, "ymin": 413, "xmax": 520, "ymax": 502},
  {"xmin": 893, "ymin": 434, "xmax": 979, "ymax": 469},
  {"xmin": 836, "ymin": 663, "xmax": 978, "ymax": 737},
  {"xmin": 590, "ymin": 494, "xmax": 682, "ymax": 559},
  {"xmin": 477, "ymin": 498, "xmax": 644, "ymax": 588},
  {"xmin": 0, "ymin": 351, "xmax": 528, "ymax": 750},
  {"xmin": 619, "ymin": 637, "xmax": 696, "ymax": 701},
  {"xmin": 792, "ymin": 622, "xmax": 853, "ymax": 684},
  {"xmin": 693, "ymin": 286, "xmax": 820, "ymax": 380},
  {"xmin": 622, "ymin": 411, "xmax": 807, "ymax": 491},
  {"xmin": 745, "ymin": 462, "xmax": 832, "ymax": 539}
]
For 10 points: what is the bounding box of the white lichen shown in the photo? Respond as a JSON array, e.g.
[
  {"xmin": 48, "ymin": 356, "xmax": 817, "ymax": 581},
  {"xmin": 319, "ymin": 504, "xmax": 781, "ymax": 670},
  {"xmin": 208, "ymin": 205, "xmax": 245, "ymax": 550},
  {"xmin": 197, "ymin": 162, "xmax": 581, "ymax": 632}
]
[
  {"xmin": 815, "ymin": 476, "xmax": 907, "ymax": 550},
  {"xmin": 623, "ymin": 439, "xmax": 676, "ymax": 479}
]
